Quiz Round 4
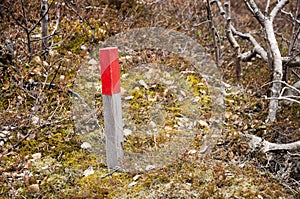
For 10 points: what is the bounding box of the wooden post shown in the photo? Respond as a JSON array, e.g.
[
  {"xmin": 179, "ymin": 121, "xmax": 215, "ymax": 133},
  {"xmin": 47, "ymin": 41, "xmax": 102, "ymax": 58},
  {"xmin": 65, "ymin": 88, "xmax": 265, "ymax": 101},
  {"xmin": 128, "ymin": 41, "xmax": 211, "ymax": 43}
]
[{"xmin": 99, "ymin": 47, "xmax": 124, "ymax": 169}]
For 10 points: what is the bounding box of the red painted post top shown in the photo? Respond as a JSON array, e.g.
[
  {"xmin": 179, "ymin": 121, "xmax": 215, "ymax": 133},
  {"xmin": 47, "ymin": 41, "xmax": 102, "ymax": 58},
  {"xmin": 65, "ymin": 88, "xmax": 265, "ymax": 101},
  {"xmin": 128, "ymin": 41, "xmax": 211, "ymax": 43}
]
[{"xmin": 99, "ymin": 47, "xmax": 121, "ymax": 95}]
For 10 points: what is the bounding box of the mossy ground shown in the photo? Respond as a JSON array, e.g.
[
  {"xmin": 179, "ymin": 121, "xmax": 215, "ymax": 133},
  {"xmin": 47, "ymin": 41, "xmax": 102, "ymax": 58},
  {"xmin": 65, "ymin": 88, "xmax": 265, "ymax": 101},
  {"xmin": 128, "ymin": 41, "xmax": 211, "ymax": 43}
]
[{"xmin": 0, "ymin": 124, "xmax": 293, "ymax": 198}]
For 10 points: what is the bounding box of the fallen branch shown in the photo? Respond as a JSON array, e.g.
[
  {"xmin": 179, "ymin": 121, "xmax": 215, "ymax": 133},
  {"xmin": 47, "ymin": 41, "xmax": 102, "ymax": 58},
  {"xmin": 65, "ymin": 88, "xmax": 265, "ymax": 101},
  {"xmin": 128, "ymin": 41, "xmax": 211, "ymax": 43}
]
[{"xmin": 244, "ymin": 133, "xmax": 300, "ymax": 153}]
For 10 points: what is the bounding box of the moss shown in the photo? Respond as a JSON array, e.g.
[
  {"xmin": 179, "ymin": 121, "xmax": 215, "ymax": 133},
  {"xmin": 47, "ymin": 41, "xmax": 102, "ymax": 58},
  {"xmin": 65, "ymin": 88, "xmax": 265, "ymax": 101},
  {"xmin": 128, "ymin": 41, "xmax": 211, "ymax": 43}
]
[
  {"xmin": 52, "ymin": 18, "xmax": 108, "ymax": 55},
  {"xmin": 19, "ymin": 139, "xmax": 40, "ymax": 156},
  {"xmin": 39, "ymin": 175, "xmax": 68, "ymax": 197},
  {"xmin": 32, "ymin": 156, "xmax": 57, "ymax": 173}
]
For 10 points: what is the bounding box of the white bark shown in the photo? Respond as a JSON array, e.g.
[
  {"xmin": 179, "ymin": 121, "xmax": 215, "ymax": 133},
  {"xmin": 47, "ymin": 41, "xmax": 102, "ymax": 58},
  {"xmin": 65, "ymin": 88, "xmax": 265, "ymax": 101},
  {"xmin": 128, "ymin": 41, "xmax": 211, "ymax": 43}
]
[
  {"xmin": 245, "ymin": 133, "xmax": 300, "ymax": 153},
  {"xmin": 242, "ymin": 0, "xmax": 289, "ymax": 123},
  {"xmin": 212, "ymin": 0, "xmax": 300, "ymax": 67},
  {"xmin": 264, "ymin": 19, "xmax": 283, "ymax": 122},
  {"xmin": 211, "ymin": 0, "xmax": 269, "ymax": 63},
  {"xmin": 224, "ymin": 0, "xmax": 242, "ymax": 77},
  {"xmin": 210, "ymin": 0, "xmax": 300, "ymax": 157},
  {"xmin": 262, "ymin": 80, "xmax": 300, "ymax": 104},
  {"xmin": 233, "ymin": 29, "xmax": 268, "ymax": 61},
  {"xmin": 282, "ymin": 80, "xmax": 300, "ymax": 104},
  {"xmin": 270, "ymin": 0, "xmax": 290, "ymax": 21}
]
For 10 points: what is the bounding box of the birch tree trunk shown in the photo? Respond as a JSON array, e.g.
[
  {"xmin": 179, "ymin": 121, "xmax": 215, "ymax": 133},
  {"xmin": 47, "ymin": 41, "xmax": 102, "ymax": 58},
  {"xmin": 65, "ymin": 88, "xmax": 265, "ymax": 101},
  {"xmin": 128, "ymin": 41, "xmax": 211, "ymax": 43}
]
[
  {"xmin": 242, "ymin": 0, "xmax": 289, "ymax": 123},
  {"xmin": 265, "ymin": 20, "xmax": 283, "ymax": 123},
  {"xmin": 41, "ymin": 0, "xmax": 48, "ymax": 52}
]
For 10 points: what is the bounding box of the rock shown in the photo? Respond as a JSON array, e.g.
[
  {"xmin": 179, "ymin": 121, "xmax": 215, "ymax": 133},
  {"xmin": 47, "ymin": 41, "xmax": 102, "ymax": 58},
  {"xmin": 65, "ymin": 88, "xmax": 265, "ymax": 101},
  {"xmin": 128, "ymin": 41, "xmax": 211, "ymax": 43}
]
[
  {"xmin": 123, "ymin": 129, "xmax": 132, "ymax": 136},
  {"xmin": 83, "ymin": 166, "xmax": 94, "ymax": 177},
  {"xmin": 81, "ymin": 142, "xmax": 92, "ymax": 149}
]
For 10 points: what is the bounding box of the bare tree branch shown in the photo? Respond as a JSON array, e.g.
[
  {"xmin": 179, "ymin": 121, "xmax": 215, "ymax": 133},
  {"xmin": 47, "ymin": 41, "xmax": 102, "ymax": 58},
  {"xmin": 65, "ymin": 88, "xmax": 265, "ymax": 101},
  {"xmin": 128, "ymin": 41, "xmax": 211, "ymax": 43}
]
[
  {"xmin": 262, "ymin": 80, "xmax": 300, "ymax": 104},
  {"xmin": 212, "ymin": 0, "xmax": 296, "ymax": 122},
  {"xmin": 224, "ymin": 0, "xmax": 241, "ymax": 78},
  {"xmin": 210, "ymin": 0, "xmax": 225, "ymax": 16},
  {"xmin": 243, "ymin": 0, "xmax": 265, "ymax": 25},
  {"xmin": 270, "ymin": 0, "xmax": 289, "ymax": 21},
  {"xmin": 31, "ymin": 1, "xmax": 61, "ymax": 44},
  {"xmin": 1, "ymin": 0, "xmax": 55, "ymax": 60},
  {"xmin": 283, "ymin": 56, "xmax": 300, "ymax": 67},
  {"xmin": 207, "ymin": 0, "xmax": 220, "ymax": 68},
  {"xmin": 284, "ymin": 0, "xmax": 300, "ymax": 80},
  {"xmin": 265, "ymin": 0, "xmax": 271, "ymax": 14}
]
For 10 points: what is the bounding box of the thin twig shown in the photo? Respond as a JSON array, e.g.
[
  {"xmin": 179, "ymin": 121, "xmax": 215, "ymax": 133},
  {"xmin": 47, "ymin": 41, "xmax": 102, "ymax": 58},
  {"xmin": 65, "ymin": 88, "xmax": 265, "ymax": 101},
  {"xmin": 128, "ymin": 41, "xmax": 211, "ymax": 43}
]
[
  {"xmin": 261, "ymin": 80, "xmax": 300, "ymax": 93},
  {"xmin": 207, "ymin": 0, "xmax": 220, "ymax": 68},
  {"xmin": 25, "ymin": 81, "xmax": 100, "ymax": 128},
  {"xmin": 100, "ymin": 166, "xmax": 122, "ymax": 179}
]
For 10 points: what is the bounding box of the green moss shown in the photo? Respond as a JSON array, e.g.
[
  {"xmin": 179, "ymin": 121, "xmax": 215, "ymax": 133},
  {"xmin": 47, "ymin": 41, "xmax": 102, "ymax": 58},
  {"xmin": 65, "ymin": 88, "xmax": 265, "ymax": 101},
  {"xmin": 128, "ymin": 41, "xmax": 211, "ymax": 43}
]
[
  {"xmin": 186, "ymin": 75, "xmax": 208, "ymax": 96},
  {"xmin": 19, "ymin": 139, "xmax": 40, "ymax": 156},
  {"xmin": 32, "ymin": 156, "xmax": 57, "ymax": 173}
]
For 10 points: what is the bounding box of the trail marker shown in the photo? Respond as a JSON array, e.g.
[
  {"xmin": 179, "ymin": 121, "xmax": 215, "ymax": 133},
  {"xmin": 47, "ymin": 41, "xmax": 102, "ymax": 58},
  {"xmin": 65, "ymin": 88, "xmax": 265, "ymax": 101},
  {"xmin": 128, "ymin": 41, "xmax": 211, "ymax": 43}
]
[{"xmin": 100, "ymin": 47, "xmax": 124, "ymax": 169}]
